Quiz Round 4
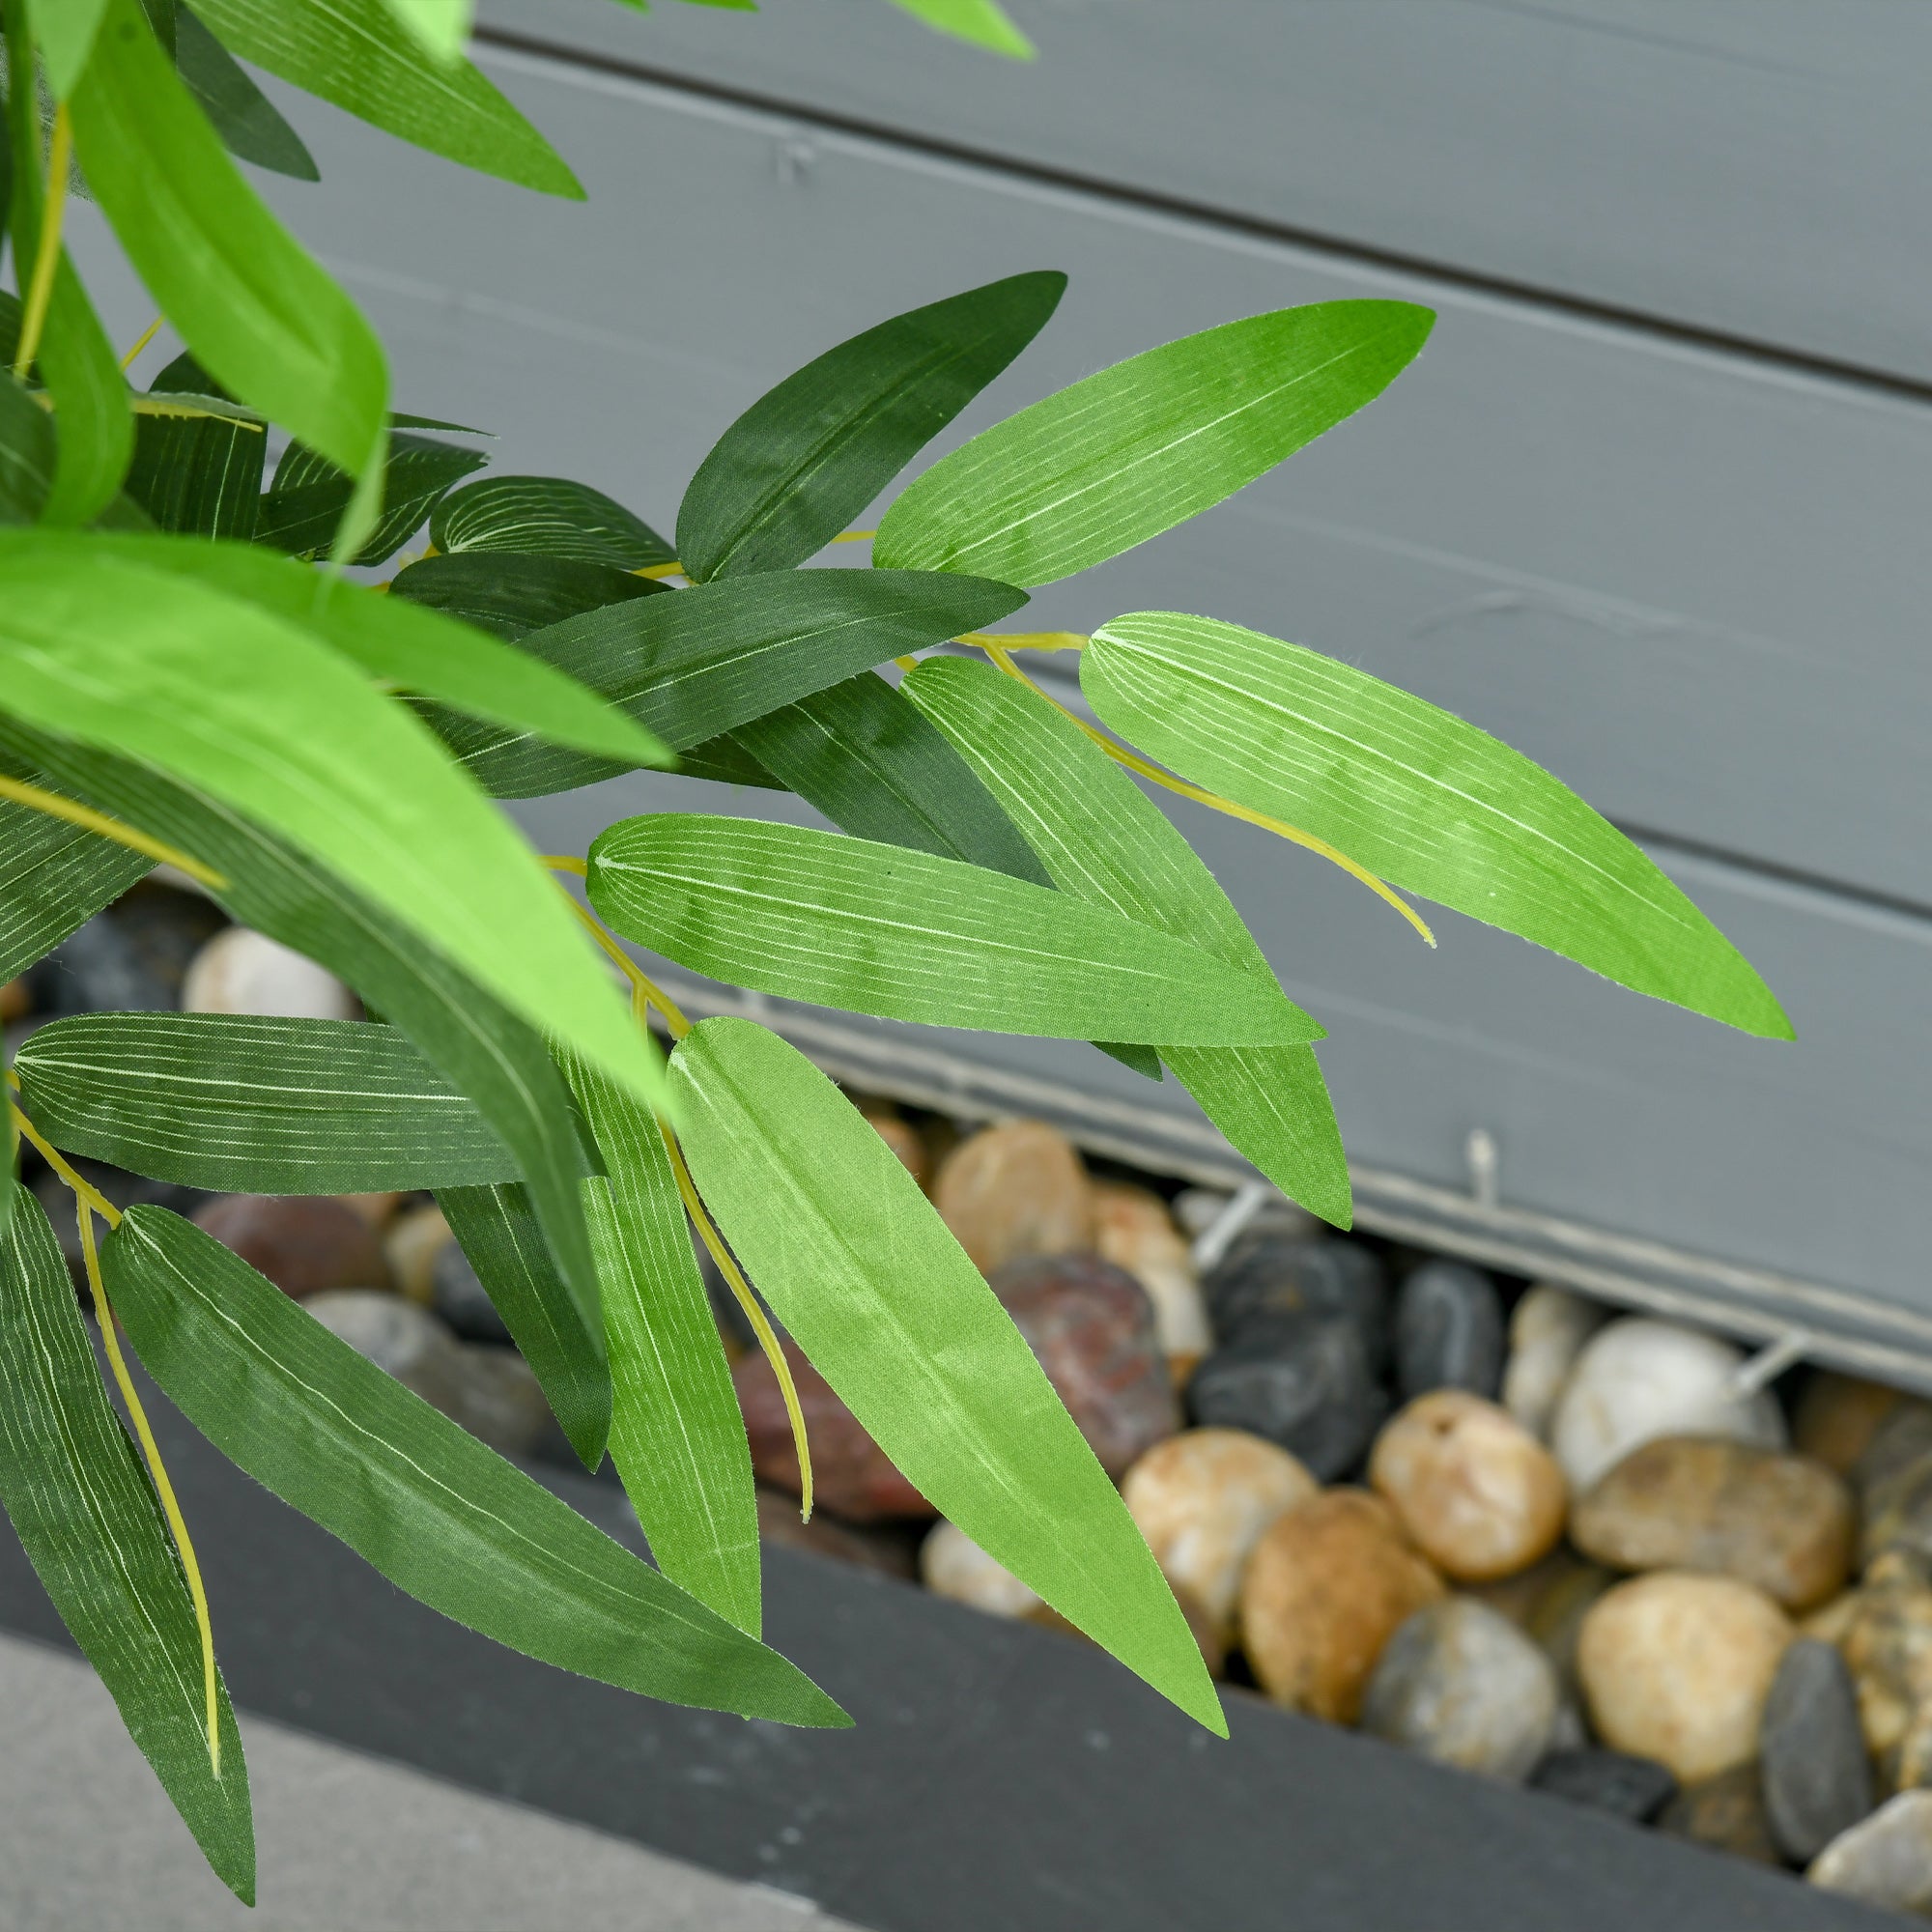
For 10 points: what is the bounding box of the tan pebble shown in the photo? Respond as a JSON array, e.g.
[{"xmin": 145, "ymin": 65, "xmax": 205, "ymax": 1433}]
[
  {"xmin": 1094, "ymin": 1181, "xmax": 1211, "ymax": 1363},
  {"xmin": 932, "ymin": 1120, "xmax": 1093, "ymax": 1275},
  {"xmin": 0, "ymin": 977, "xmax": 28, "ymax": 1023},
  {"xmin": 1804, "ymin": 1592, "xmax": 1862, "ymax": 1646},
  {"xmin": 1895, "ymin": 1699, "xmax": 1932, "ymax": 1791},
  {"xmin": 864, "ymin": 1110, "xmax": 929, "ymax": 1188},
  {"xmin": 1122, "ymin": 1428, "xmax": 1317, "ymax": 1636},
  {"xmin": 1809, "ymin": 1790, "xmax": 1932, "ymax": 1914},
  {"xmin": 384, "ymin": 1203, "xmax": 454, "ymax": 1306},
  {"xmin": 1370, "ymin": 1391, "xmax": 1566, "ymax": 1583},
  {"xmin": 1239, "ymin": 1489, "xmax": 1445, "ymax": 1723},
  {"xmin": 181, "ymin": 926, "xmax": 359, "ymax": 1019},
  {"xmin": 1840, "ymin": 1554, "xmax": 1932, "ymax": 1753},
  {"xmin": 1577, "ymin": 1571, "xmax": 1793, "ymax": 1783},
  {"xmin": 1796, "ymin": 1371, "xmax": 1911, "ymax": 1476},
  {"xmin": 921, "ymin": 1520, "xmax": 1041, "ymax": 1620},
  {"xmin": 339, "ymin": 1191, "xmax": 403, "ymax": 1230}
]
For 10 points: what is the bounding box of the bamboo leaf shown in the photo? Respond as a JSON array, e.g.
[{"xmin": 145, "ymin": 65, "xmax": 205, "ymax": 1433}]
[
  {"xmin": 558, "ymin": 1047, "xmax": 761, "ymax": 1634},
  {"xmin": 1085, "ymin": 611, "xmax": 1794, "ymax": 1038},
  {"xmin": 903, "ymin": 655, "xmax": 1350, "ymax": 1222},
  {"xmin": 370, "ymin": 0, "xmax": 467, "ymax": 66},
  {"xmin": 432, "ymin": 474, "xmax": 673, "ymax": 570},
  {"xmin": 875, "ymin": 299, "xmax": 1434, "ymax": 588},
  {"xmin": 0, "ymin": 758, "xmax": 153, "ymax": 983},
  {"xmin": 14, "ymin": 1011, "xmax": 531, "ymax": 1193},
  {"xmin": 678, "ymin": 270, "xmax": 1065, "ymax": 582},
  {"xmin": 672, "ymin": 1018, "xmax": 1220, "ymax": 1730},
  {"xmin": 587, "ymin": 812, "xmax": 1320, "ymax": 1047},
  {"xmin": 391, "ymin": 551, "xmax": 664, "ymax": 640},
  {"xmin": 0, "ymin": 371, "xmax": 56, "ymax": 523},
  {"xmin": 35, "ymin": 0, "xmax": 114, "ymax": 96},
  {"xmin": 882, "ymin": 0, "xmax": 1032, "ymax": 58},
  {"xmin": 124, "ymin": 354, "xmax": 266, "ymax": 539},
  {"xmin": 256, "ymin": 430, "xmax": 486, "ymax": 564},
  {"xmin": 101, "ymin": 1206, "xmax": 846, "ymax": 1725},
  {"xmin": 0, "ymin": 1191, "xmax": 254, "ymax": 1899},
  {"xmin": 189, "ymin": 0, "xmax": 582, "ymax": 198},
  {"xmin": 176, "ymin": 7, "xmax": 319, "ymax": 181}
]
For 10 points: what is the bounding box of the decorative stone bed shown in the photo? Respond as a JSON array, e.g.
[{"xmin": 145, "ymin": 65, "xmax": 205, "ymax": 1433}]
[{"xmin": 7, "ymin": 878, "xmax": 1932, "ymax": 1925}]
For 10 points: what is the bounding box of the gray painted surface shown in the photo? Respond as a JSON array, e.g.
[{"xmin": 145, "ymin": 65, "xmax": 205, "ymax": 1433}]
[{"xmin": 479, "ymin": 0, "xmax": 1932, "ymax": 386}]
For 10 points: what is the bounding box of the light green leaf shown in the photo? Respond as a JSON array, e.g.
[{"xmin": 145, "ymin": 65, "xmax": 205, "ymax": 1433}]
[
  {"xmin": 672, "ymin": 1017, "xmax": 1220, "ymax": 1729},
  {"xmin": 430, "ymin": 567, "xmax": 1026, "ymax": 800},
  {"xmin": 1085, "ymin": 611, "xmax": 1793, "ymax": 1038},
  {"xmin": 391, "ymin": 551, "xmax": 664, "ymax": 641},
  {"xmin": 903, "ymin": 655, "xmax": 1350, "ymax": 1222},
  {"xmin": 438, "ymin": 1182, "xmax": 610, "ymax": 1472},
  {"xmin": 558, "ymin": 1047, "xmax": 761, "ymax": 1635},
  {"xmin": 0, "ymin": 372, "xmax": 56, "ymax": 523},
  {"xmin": 883, "ymin": 0, "xmax": 1032, "ymax": 59},
  {"xmin": 176, "ymin": 7, "xmax": 319, "ymax": 180},
  {"xmin": 677, "ymin": 270, "xmax": 1065, "ymax": 582},
  {"xmin": 257, "ymin": 430, "xmax": 486, "ymax": 563},
  {"xmin": 102, "ymin": 1207, "xmax": 846, "ymax": 1726},
  {"xmin": 371, "ymin": 0, "xmax": 467, "ymax": 66},
  {"xmin": 14, "ymin": 1011, "xmax": 530, "ymax": 1193},
  {"xmin": 875, "ymin": 299, "xmax": 1434, "ymax": 588},
  {"xmin": 0, "ymin": 537, "xmax": 673, "ymax": 1111},
  {"xmin": 71, "ymin": 0, "xmax": 387, "ymax": 549},
  {"xmin": 190, "ymin": 0, "xmax": 582, "ymax": 198},
  {"xmin": 34, "ymin": 0, "xmax": 112, "ymax": 96},
  {"xmin": 0, "ymin": 1191, "xmax": 254, "ymax": 1900},
  {"xmin": 587, "ymin": 812, "xmax": 1320, "ymax": 1047},
  {"xmin": 432, "ymin": 474, "xmax": 673, "ymax": 570}
]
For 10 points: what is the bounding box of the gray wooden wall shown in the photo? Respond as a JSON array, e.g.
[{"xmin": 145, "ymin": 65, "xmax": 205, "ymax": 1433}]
[{"xmin": 75, "ymin": 4, "xmax": 1932, "ymax": 1367}]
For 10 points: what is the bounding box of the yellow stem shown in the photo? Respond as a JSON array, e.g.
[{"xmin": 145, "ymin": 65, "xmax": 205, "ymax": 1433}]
[
  {"xmin": 957, "ymin": 630, "xmax": 1087, "ymax": 654},
  {"xmin": 893, "ymin": 655, "xmax": 919, "ymax": 674},
  {"xmin": 118, "ymin": 316, "xmax": 164, "ymax": 372},
  {"xmin": 637, "ymin": 562, "xmax": 685, "ymax": 582},
  {"xmin": 14, "ymin": 105, "xmax": 71, "ymax": 379},
  {"xmin": 10, "ymin": 1104, "xmax": 121, "ymax": 1226},
  {"xmin": 976, "ymin": 641, "xmax": 1436, "ymax": 949},
  {"xmin": 75, "ymin": 1204, "xmax": 222, "ymax": 1779},
  {"xmin": 828, "ymin": 530, "xmax": 875, "ymax": 544},
  {"xmin": 542, "ymin": 865, "xmax": 692, "ymax": 1038},
  {"xmin": 0, "ymin": 775, "xmax": 228, "ymax": 890},
  {"xmin": 128, "ymin": 397, "xmax": 264, "ymax": 429},
  {"xmin": 660, "ymin": 1119, "xmax": 813, "ymax": 1521},
  {"xmin": 539, "ymin": 853, "xmax": 587, "ymax": 877}
]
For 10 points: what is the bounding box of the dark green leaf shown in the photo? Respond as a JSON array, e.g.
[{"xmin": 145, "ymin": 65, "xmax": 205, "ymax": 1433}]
[
  {"xmin": 0, "ymin": 760, "xmax": 153, "ymax": 983},
  {"xmin": 102, "ymin": 1207, "xmax": 845, "ymax": 1725},
  {"xmin": 438, "ymin": 1182, "xmax": 610, "ymax": 1472},
  {"xmin": 176, "ymin": 7, "xmax": 319, "ymax": 181},
  {"xmin": 124, "ymin": 358, "xmax": 267, "ymax": 538},
  {"xmin": 587, "ymin": 812, "xmax": 1320, "ymax": 1046},
  {"xmin": 673, "ymin": 731, "xmax": 783, "ymax": 792},
  {"xmin": 14, "ymin": 1011, "xmax": 533, "ymax": 1193},
  {"xmin": 389, "ymin": 551, "xmax": 662, "ymax": 641},
  {"xmin": 672, "ymin": 1019, "xmax": 1218, "ymax": 1729},
  {"xmin": 0, "ymin": 1191, "xmax": 254, "ymax": 1899},
  {"xmin": 875, "ymin": 299, "xmax": 1434, "ymax": 588},
  {"xmin": 0, "ymin": 371, "xmax": 55, "ymax": 523},
  {"xmin": 257, "ymin": 431, "xmax": 486, "ymax": 564},
  {"xmin": 678, "ymin": 271, "xmax": 1065, "ymax": 582},
  {"xmin": 432, "ymin": 474, "xmax": 673, "ymax": 570}
]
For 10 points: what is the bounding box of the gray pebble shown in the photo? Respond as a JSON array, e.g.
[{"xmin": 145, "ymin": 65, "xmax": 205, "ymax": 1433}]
[
  {"xmin": 1202, "ymin": 1236, "xmax": 1389, "ymax": 1368},
  {"xmin": 1761, "ymin": 1638, "xmax": 1875, "ymax": 1862},
  {"xmin": 1186, "ymin": 1312, "xmax": 1388, "ymax": 1480},
  {"xmin": 1395, "ymin": 1262, "xmax": 1505, "ymax": 1400},
  {"xmin": 31, "ymin": 884, "xmax": 227, "ymax": 1015},
  {"xmin": 431, "ymin": 1238, "xmax": 514, "ymax": 1346},
  {"xmin": 1530, "ymin": 1747, "xmax": 1677, "ymax": 1825},
  {"xmin": 1810, "ymin": 1791, "xmax": 1932, "ymax": 1914}
]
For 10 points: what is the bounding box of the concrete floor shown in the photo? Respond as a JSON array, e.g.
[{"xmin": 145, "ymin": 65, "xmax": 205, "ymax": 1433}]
[{"xmin": 0, "ymin": 1634, "xmax": 862, "ymax": 1932}]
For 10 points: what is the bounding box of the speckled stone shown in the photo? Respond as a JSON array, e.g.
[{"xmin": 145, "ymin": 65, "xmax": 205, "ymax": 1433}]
[
  {"xmin": 1836, "ymin": 1551, "xmax": 1932, "ymax": 1755},
  {"xmin": 920, "ymin": 1520, "xmax": 1041, "ymax": 1619},
  {"xmin": 1660, "ymin": 1763, "xmax": 1782, "ymax": 1867},
  {"xmin": 1361, "ymin": 1598, "xmax": 1559, "ymax": 1780},
  {"xmin": 1369, "ymin": 1392, "xmax": 1566, "ymax": 1583},
  {"xmin": 1809, "ymin": 1791, "xmax": 1932, "ymax": 1914},
  {"xmin": 1093, "ymin": 1182, "xmax": 1211, "ymax": 1367},
  {"xmin": 1201, "ymin": 1236, "xmax": 1388, "ymax": 1367},
  {"xmin": 1530, "ymin": 1748, "xmax": 1677, "ymax": 1826},
  {"xmin": 1571, "ymin": 1435, "xmax": 1855, "ymax": 1611},
  {"xmin": 191, "ymin": 1193, "xmax": 390, "ymax": 1298},
  {"xmin": 1394, "ymin": 1263, "xmax": 1505, "ymax": 1402},
  {"xmin": 1187, "ymin": 1313, "xmax": 1388, "ymax": 1481},
  {"xmin": 1856, "ymin": 1416, "xmax": 1932, "ymax": 1573},
  {"xmin": 931, "ymin": 1120, "xmax": 1094, "ymax": 1275},
  {"xmin": 181, "ymin": 924, "xmax": 359, "ymax": 1019},
  {"xmin": 1761, "ymin": 1638, "xmax": 1876, "ymax": 1863},
  {"xmin": 1502, "ymin": 1284, "xmax": 1606, "ymax": 1440}
]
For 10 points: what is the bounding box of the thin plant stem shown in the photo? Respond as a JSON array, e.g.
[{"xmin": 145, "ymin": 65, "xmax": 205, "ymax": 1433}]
[
  {"xmin": 119, "ymin": 316, "xmax": 164, "ymax": 372},
  {"xmin": 9, "ymin": 1100, "xmax": 120, "ymax": 1225},
  {"xmin": 14, "ymin": 104, "xmax": 72, "ymax": 379},
  {"xmin": 540, "ymin": 861, "xmax": 693, "ymax": 1037},
  {"xmin": 0, "ymin": 774, "xmax": 228, "ymax": 890}
]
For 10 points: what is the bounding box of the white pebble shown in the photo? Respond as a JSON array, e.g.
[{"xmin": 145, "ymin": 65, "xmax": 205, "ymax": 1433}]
[
  {"xmin": 921, "ymin": 1520, "xmax": 1041, "ymax": 1620},
  {"xmin": 1501, "ymin": 1283, "xmax": 1606, "ymax": 1440},
  {"xmin": 182, "ymin": 926, "xmax": 358, "ymax": 1020}
]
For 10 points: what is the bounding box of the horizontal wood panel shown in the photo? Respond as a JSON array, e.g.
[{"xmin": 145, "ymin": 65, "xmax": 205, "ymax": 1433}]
[{"xmin": 481, "ymin": 0, "xmax": 1932, "ymax": 386}]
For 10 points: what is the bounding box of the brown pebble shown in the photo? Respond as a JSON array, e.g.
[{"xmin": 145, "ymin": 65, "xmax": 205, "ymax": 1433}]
[
  {"xmin": 932, "ymin": 1120, "xmax": 1094, "ymax": 1275},
  {"xmin": 1659, "ymin": 1762, "xmax": 1783, "ymax": 1866},
  {"xmin": 339, "ymin": 1191, "xmax": 403, "ymax": 1229},
  {"xmin": 0, "ymin": 977, "xmax": 29, "ymax": 1023},
  {"xmin": 1838, "ymin": 1552, "xmax": 1932, "ymax": 1754},
  {"xmin": 1092, "ymin": 1181, "xmax": 1210, "ymax": 1367},
  {"xmin": 192, "ymin": 1193, "xmax": 391, "ymax": 1298},
  {"xmin": 1796, "ymin": 1372, "xmax": 1911, "ymax": 1476}
]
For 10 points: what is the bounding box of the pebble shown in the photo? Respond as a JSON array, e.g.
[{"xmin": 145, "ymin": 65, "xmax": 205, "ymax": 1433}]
[
  {"xmin": 34, "ymin": 884, "xmax": 228, "ymax": 1014},
  {"xmin": 384, "ymin": 1203, "xmax": 454, "ymax": 1306},
  {"xmin": 1501, "ymin": 1284, "xmax": 1605, "ymax": 1440},
  {"xmin": 1796, "ymin": 1371, "xmax": 1914, "ymax": 1476},
  {"xmin": 1898, "ymin": 1702, "xmax": 1932, "ymax": 1792},
  {"xmin": 302, "ymin": 1290, "xmax": 552, "ymax": 1456},
  {"xmin": 1369, "ymin": 1391, "xmax": 1566, "ymax": 1583},
  {"xmin": 1394, "ymin": 1262, "xmax": 1505, "ymax": 1402},
  {"xmin": 864, "ymin": 1108, "xmax": 929, "ymax": 1188},
  {"xmin": 1529, "ymin": 1747, "xmax": 1677, "ymax": 1825},
  {"xmin": 1576, "ymin": 1571, "xmax": 1793, "ymax": 1783},
  {"xmin": 1471, "ymin": 1548, "xmax": 1617, "ymax": 1695},
  {"xmin": 1186, "ymin": 1312, "xmax": 1388, "ymax": 1481},
  {"xmin": 1854, "ymin": 1402, "xmax": 1932, "ymax": 1502},
  {"xmin": 931, "ymin": 1120, "xmax": 1094, "ymax": 1275},
  {"xmin": 1121, "ymin": 1429, "xmax": 1317, "ymax": 1636},
  {"xmin": 429, "ymin": 1236, "xmax": 514, "ymax": 1345},
  {"xmin": 1836, "ymin": 1551, "xmax": 1932, "ymax": 1754},
  {"xmin": 1809, "ymin": 1790, "xmax": 1932, "ymax": 1915},
  {"xmin": 754, "ymin": 1487, "xmax": 920, "ymax": 1581},
  {"xmin": 1660, "ymin": 1763, "xmax": 1782, "ymax": 1866},
  {"xmin": 181, "ymin": 925, "xmax": 359, "ymax": 1020},
  {"xmin": 0, "ymin": 977, "xmax": 27, "ymax": 1022},
  {"xmin": 1760, "ymin": 1638, "xmax": 1876, "ymax": 1863},
  {"xmin": 1239, "ymin": 1489, "xmax": 1445, "ymax": 1722},
  {"xmin": 1856, "ymin": 1421, "xmax": 1932, "ymax": 1574},
  {"xmin": 1201, "ymin": 1236, "xmax": 1388, "ymax": 1368},
  {"xmin": 191, "ymin": 1193, "xmax": 390, "ymax": 1298},
  {"xmin": 1570, "ymin": 1435, "xmax": 1855, "ymax": 1611},
  {"xmin": 1548, "ymin": 1317, "xmax": 1787, "ymax": 1493},
  {"xmin": 920, "ymin": 1520, "xmax": 1042, "ymax": 1620},
  {"xmin": 1093, "ymin": 1182, "xmax": 1211, "ymax": 1369},
  {"xmin": 1361, "ymin": 1598, "xmax": 1559, "ymax": 1781},
  {"xmin": 733, "ymin": 1340, "xmax": 931, "ymax": 1522},
  {"xmin": 992, "ymin": 1253, "xmax": 1180, "ymax": 1479}
]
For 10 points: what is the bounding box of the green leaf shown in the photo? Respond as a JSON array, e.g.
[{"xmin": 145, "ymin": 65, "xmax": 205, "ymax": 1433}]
[
  {"xmin": 673, "ymin": 730, "xmax": 782, "ymax": 792},
  {"xmin": 432, "ymin": 568, "xmax": 1027, "ymax": 800},
  {"xmin": 189, "ymin": 0, "xmax": 582, "ymax": 198},
  {"xmin": 102, "ymin": 1206, "xmax": 846, "ymax": 1725},
  {"xmin": 672, "ymin": 1017, "xmax": 1219, "ymax": 1729},
  {"xmin": 0, "ymin": 721, "xmax": 611, "ymax": 1378},
  {"xmin": 14, "ymin": 1011, "xmax": 533, "ymax": 1193},
  {"xmin": 0, "ymin": 535, "xmax": 672, "ymax": 1113},
  {"xmin": 70, "ymin": 0, "xmax": 387, "ymax": 548},
  {"xmin": 882, "ymin": 0, "xmax": 1033, "ymax": 59},
  {"xmin": 390, "ymin": 551, "xmax": 664, "ymax": 640},
  {"xmin": 678, "ymin": 271, "xmax": 1064, "ymax": 582},
  {"xmin": 875, "ymin": 299, "xmax": 1434, "ymax": 588},
  {"xmin": 0, "ymin": 371, "xmax": 55, "ymax": 523},
  {"xmin": 731, "ymin": 670, "xmax": 1049, "ymax": 879},
  {"xmin": 438, "ymin": 1182, "xmax": 610, "ymax": 1472},
  {"xmin": 256, "ymin": 430, "xmax": 486, "ymax": 563},
  {"xmin": 903, "ymin": 655, "xmax": 1350, "ymax": 1222},
  {"xmin": 0, "ymin": 759, "xmax": 153, "ymax": 982},
  {"xmin": 371, "ymin": 0, "xmax": 467, "ymax": 66},
  {"xmin": 558, "ymin": 1047, "xmax": 761, "ymax": 1635},
  {"xmin": 0, "ymin": 1191, "xmax": 254, "ymax": 1900},
  {"xmin": 34, "ymin": 0, "xmax": 113, "ymax": 97},
  {"xmin": 1085, "ymin": 611, "xmax": 1794, "ymax": 1039},
  {"xmin": 124, "ymin": 357, "xmax": 267, "ymax": 538},
  {"xmin": 432, "ymin": 474, "xmax": 673, "ymax": 570},
  {"xmin": 587, "ymin": 812, "xmax": 1320, "ymax": 1046},
  {"xmin": 176, "ymin": 7, "xmax": 319, "ymax": 180}
]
